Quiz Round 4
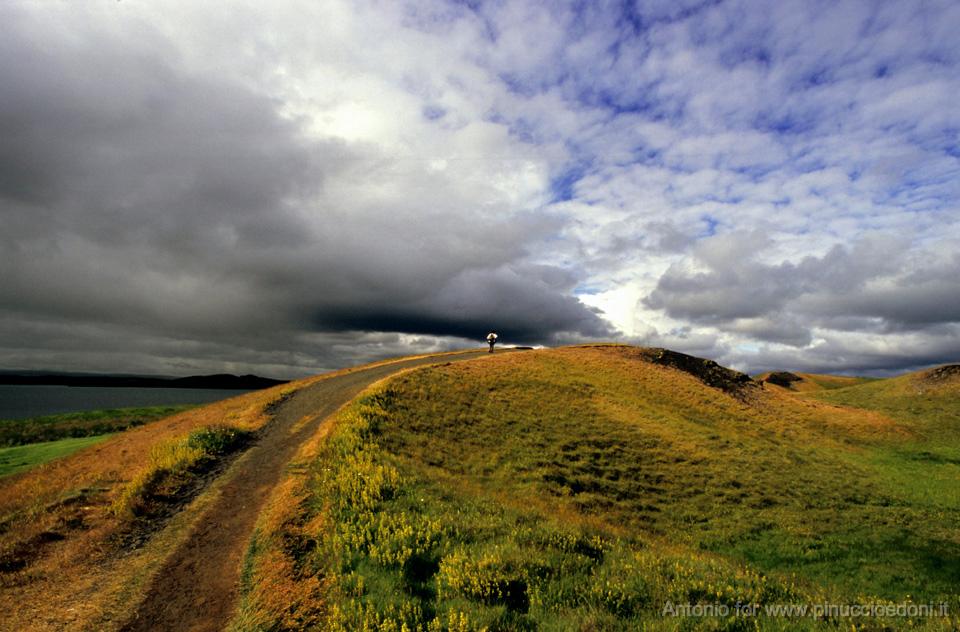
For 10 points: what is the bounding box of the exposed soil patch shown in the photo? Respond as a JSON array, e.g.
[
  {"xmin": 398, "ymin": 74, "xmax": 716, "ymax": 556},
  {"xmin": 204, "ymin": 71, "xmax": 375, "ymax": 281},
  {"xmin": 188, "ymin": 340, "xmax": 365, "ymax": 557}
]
[
  {"xmin": 635, "ymin": 348, "xmax": 760, "ymax": 398},
  {"xmin": 0, "ymin": 530, "xmax": 64, "ymax": 573},
  {"xmin": 119, "ymin": 351, "xmax": 491, "ymax": 632},
  {"xmin": 0, "ymin": 487, "xmax": 106, "ymax": 575},
  {"xmin": 763, "ymin": 371, "xmax": 804, "ymax": 388}
]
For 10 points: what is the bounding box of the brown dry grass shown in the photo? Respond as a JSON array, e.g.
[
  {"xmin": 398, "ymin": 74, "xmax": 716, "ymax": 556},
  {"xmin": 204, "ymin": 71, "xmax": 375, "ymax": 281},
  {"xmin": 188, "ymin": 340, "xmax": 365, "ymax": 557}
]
[{"xmin": 0, "ymin": 385, "xmax": 287, "ymax": 630}]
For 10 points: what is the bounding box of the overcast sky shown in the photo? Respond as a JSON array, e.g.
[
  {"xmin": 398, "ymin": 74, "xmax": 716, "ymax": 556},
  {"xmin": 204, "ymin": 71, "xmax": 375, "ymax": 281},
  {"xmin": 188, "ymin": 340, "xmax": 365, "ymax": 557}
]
[{"xmin": 2, "ymin": 0, "xmax": 959, "ymax": 378}]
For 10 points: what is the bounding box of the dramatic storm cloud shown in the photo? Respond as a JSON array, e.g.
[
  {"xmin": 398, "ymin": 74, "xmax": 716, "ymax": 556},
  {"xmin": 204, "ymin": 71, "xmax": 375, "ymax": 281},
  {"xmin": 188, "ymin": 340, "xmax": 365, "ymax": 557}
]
[{"xmin": 1, "ymin": 1, "xmax": 958, "ymax": 376}]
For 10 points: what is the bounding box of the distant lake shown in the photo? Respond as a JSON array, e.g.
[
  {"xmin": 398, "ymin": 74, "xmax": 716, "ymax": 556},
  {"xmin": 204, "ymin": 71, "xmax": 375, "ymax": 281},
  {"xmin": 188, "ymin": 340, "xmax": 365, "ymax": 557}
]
[{"xmin": 0, "ymin": 385, "xmax": 253, "ymax": 420}]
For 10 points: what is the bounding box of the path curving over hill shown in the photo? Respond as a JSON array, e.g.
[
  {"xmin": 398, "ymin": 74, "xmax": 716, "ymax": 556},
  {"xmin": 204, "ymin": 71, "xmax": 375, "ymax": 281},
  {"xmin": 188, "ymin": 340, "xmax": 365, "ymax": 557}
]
[{"xmin": 120, "ymin": 350, "xmax": 495, "ymax": 632}]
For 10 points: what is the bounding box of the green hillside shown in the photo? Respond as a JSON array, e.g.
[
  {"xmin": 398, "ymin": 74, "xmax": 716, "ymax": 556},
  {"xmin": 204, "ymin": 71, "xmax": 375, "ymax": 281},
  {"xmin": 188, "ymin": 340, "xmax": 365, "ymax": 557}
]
[
  {"xmin": 236, "ymin": 347, "xmax": 960, "ymax": 630},
  {"xmin": 808, "ymin": 365, "xmax": 960, "ymax": 436},
  {"xmin": 805, "ymin": 365, "xmax": 960, "ymax": 511}
]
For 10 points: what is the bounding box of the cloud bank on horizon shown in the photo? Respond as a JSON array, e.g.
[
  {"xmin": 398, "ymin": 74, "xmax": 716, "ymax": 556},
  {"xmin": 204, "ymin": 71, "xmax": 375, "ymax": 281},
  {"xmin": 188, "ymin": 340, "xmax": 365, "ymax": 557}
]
[{"xmin": 1, "ymin": 0, "xmax": 958, "ymax": 377}]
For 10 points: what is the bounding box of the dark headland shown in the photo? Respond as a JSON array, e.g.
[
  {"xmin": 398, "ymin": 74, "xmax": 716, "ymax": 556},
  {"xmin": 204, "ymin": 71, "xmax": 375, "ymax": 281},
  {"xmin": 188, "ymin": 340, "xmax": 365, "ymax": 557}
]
[{"xmin": 0, "ymin": 372, "xmax": 287, "ymax": 390}]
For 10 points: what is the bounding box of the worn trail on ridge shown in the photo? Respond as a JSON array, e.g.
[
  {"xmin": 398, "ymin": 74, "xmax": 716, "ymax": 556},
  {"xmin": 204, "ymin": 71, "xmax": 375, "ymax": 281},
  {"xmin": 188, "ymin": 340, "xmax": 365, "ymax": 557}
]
[{"xmin": 121, "ymin": 351, "xmax": 494, "ymax": 632}]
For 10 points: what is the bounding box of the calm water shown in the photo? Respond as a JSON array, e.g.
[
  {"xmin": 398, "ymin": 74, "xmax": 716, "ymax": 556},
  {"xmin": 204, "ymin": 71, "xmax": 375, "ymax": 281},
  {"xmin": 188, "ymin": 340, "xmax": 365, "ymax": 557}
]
[{"xmin": 0, "ymin": 385, "xmax": 253, "ymax": 420}]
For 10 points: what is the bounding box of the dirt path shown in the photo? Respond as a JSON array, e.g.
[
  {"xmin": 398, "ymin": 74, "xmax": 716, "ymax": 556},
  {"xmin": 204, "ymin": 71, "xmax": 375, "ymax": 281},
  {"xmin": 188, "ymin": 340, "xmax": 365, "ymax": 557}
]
[{"xmin": 120, "ymin": 351, "xmax": 492, "ymax": 632}]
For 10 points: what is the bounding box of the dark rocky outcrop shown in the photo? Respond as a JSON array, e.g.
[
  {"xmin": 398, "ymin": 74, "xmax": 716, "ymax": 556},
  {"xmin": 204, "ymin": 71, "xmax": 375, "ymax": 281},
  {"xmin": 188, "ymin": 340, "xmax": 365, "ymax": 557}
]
[
  {"xmin": 635, "ymin": 348, "xmax": 760, "ymax": 398},
  {"xmin": 763, "ymin": 371, "xmax": 804, "ymax": 388},
  {"xmin": 921, "ymin": 364, "xmax": 960, "ymax": 383}
]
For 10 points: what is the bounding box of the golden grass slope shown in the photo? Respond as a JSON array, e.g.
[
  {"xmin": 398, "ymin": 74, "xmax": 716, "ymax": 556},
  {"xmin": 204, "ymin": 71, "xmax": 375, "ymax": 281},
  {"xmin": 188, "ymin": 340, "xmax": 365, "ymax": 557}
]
[{"xmin": 234, "ymin": 346, "xmax": 959, "ymax": 630}]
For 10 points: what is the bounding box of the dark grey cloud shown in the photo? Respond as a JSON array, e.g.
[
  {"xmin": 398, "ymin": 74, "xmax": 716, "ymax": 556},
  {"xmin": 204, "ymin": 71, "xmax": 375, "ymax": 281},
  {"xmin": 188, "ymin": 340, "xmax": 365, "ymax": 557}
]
[
  {"xmin": 797, "ymin": 256, "xmax": 960, "ymax": 329},
  {"xmin": 314, "ymin": 262, "xmax": 613, "ymax": 344},
  {"xmin": 0, "ymin": 5, "xmax": 613, "ymax": 377},
  {"xmin": 643, "ymin": 231, "xmax": 960, "ymax": 357},
  {"xmin": 728, "ymin": 325, "xmax": 960, "ymax": 377},
  {"xmin": 0, "ymin": 308, "xmax": 472, "ymax": 378},
  {"xmin": 725, "ymin": 315, "xmax": 813, "ymax": 348}
]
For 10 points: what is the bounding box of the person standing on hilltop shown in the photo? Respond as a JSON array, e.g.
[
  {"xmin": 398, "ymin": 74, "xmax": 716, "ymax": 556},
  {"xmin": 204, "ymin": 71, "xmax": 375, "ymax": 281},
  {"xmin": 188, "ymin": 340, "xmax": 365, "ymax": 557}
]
[{"xmin": 486, "ymin": 332, "xmax": 498, "ymax": 353}]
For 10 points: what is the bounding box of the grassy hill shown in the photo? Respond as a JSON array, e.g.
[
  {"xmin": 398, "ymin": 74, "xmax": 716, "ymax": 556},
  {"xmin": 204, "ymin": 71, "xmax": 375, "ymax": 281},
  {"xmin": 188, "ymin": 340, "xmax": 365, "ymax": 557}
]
[
  {"xmin": 2, "ymin": 347, "xmax": 956, "ymax": 630},
  {"xmin": 756, "ymin": 371, "xmax": 875, "ymax": 393},
  {"xmin": 808, "ymin": 365, "xmax": 960, "ymax": 433},
  {"xmin": 804, "ymin": 365, "xmax": 960, "ymax": 515},
  {"xmin": 236, "ymin": 346, "xmax": 960, "ymax": 630}
]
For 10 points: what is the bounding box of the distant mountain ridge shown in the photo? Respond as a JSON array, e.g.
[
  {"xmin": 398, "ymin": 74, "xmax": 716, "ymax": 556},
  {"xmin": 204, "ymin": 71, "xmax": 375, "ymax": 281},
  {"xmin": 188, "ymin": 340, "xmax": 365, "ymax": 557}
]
[{"xmin": 0, "ymin": 372, "xmax": 288, "ymax": 390}]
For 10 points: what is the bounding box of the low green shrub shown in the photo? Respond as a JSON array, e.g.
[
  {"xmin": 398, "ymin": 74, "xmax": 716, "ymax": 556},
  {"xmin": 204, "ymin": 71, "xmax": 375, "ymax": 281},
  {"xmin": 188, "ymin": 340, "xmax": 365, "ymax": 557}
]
[{"xmin": 186, "ymin": 424, "xmax": 249, "ymax": 455}]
